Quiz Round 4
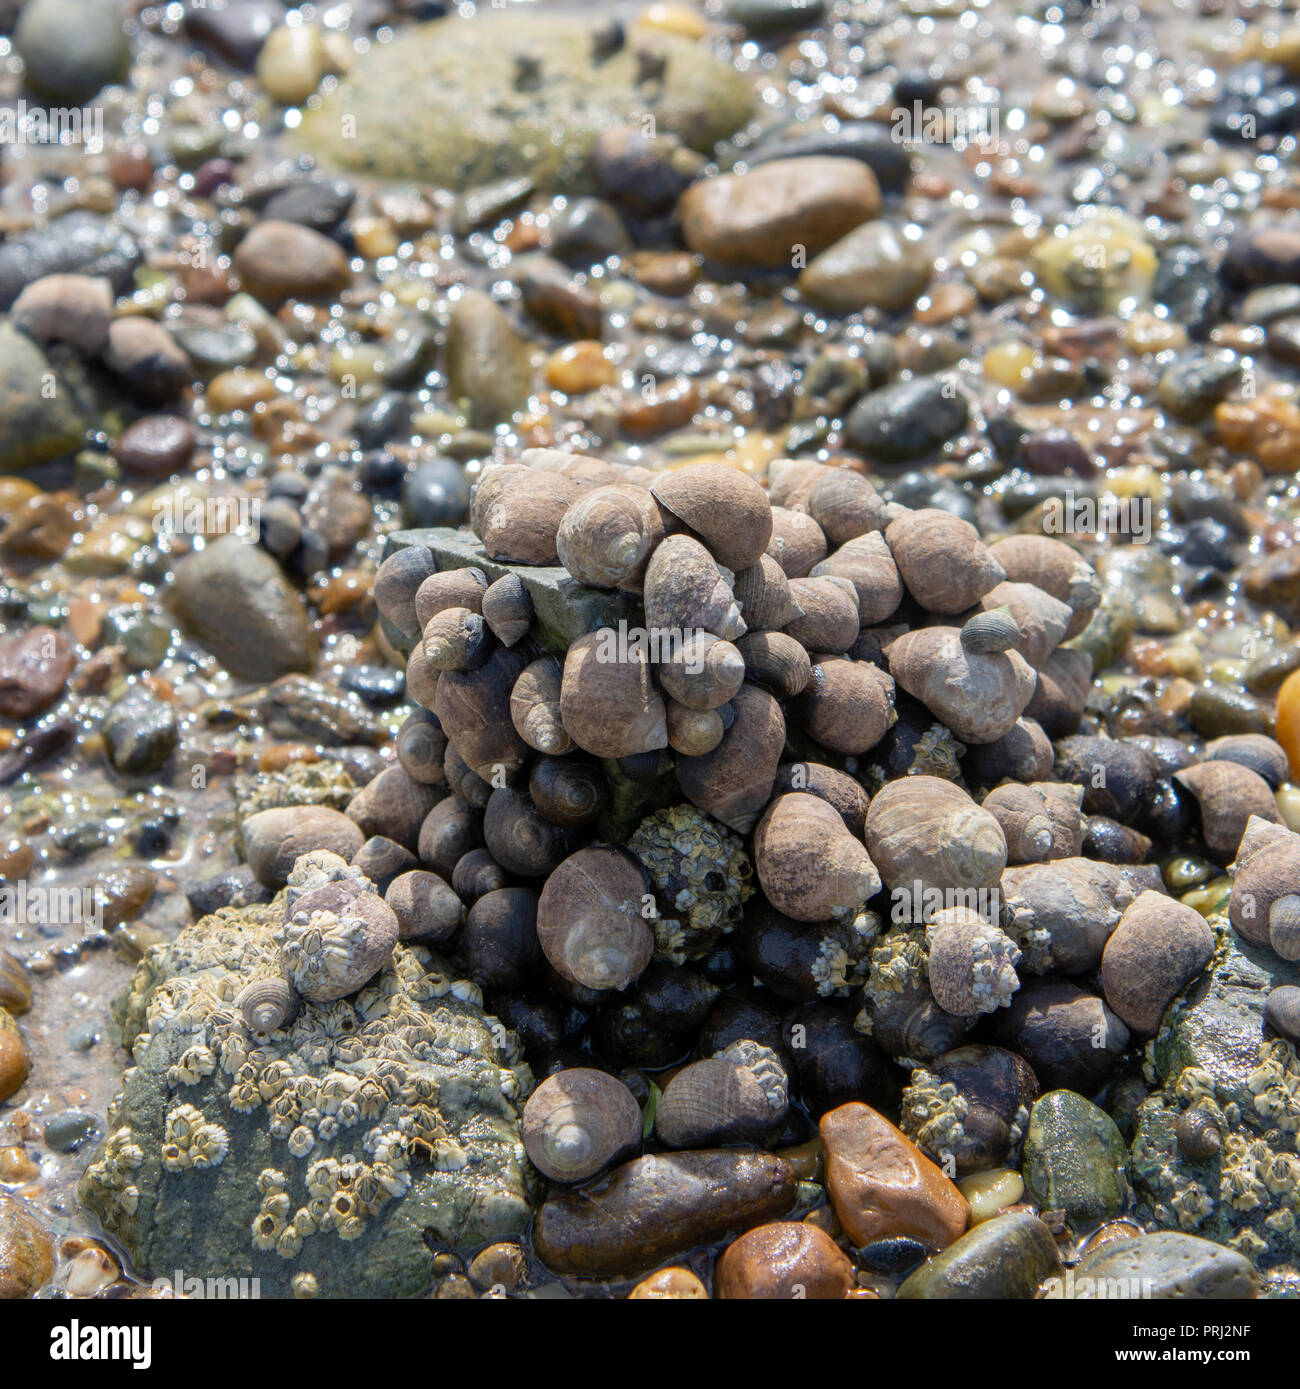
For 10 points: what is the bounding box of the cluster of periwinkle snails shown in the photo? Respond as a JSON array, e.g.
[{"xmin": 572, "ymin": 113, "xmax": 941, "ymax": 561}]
[{"xmin": 349, "ymin": 447, "xmax": 1298, "ymax": 1200}]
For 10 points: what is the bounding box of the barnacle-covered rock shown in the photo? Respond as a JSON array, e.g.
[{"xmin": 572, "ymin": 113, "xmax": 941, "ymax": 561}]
[
  {"xmin": 628, "ymin": 803, "xmax": 754, "ymax": 963},
  {"xmin": 1131, "ymin": 922, "xmax": 1300, "ymax": 1267},
  {"xmin": 79, "ymin": 892, "xmax": 538, "ymax": 1298}
]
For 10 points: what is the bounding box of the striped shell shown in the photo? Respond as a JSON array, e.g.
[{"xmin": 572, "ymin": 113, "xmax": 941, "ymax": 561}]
[
  {"xmin": 1175, "ymin": 1107, "xmax": 1222, "ymax": 1164},
  {"xmin": 960, "ymin": 606, "xmax": 1022, "ymax": 655},
  {"xmin": 1264, "ymin": 985, "xmax": 1300, "ymax": 1043},
  {"xmin": 654, "ymin": 1047, "xmax": 788, "ymax": 1149},
  {"xmin": 1269, "ymin": 893, "xmax": 1300, "ymax": 962},
  {"xmin": 1203, "ymin": 734, "xmax": 1290, "ymax": 791},
  {"xmin": 236, "ymin": 976, "xmax": 299, "ymax": 1033},
  {"xmin": 925, "ymin": 908, "xmax": 1023, "ymax": 1016}
]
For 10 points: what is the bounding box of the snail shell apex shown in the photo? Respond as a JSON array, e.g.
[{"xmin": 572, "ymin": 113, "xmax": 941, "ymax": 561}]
[
  {"xmin": 522, "ymin": 1068, "xmax": 641, "ymax": 1183},
  {"xmin": 236, "ymin": 977, "xmax": 299, "ymax": 1033}
]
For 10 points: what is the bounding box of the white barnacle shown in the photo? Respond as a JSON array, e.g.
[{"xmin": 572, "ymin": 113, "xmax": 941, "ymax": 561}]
[
  {"xmin": 229, "ymin": 1082, "xmax": 261, "ymax": 1114},
  {"xmin": 190, "ymin": 1123, "xmax": 230, "ymax": 1169},
  {"xmin": 258, "ymin": 1167, "xmax": 288, "ymax": 1196},
  {"xmin": 288, "ymin": 1125, "xmax": 316, "ymax": 1159},
  {"xmin": 318, "ymin": 1116, "xmax": 341, "ymax": 1142},
  {"xmin": 251, "ymin": 1206, "xmax": 286, "ymax": 1251},
  {"xmin": 276, "ymin": 1226, "xmax": 304, "ymax": 1259},
  {"xmin": 176, "ymin": 1045, "xmax": 217, "ymax": 1086},
  {"xmin": 118, "ymin": 1186, "xmax": 140, "ymax": 1216},
  {"xmin": 161, "ymin": 1143, "xmax": 191, "ymax": 1173}
]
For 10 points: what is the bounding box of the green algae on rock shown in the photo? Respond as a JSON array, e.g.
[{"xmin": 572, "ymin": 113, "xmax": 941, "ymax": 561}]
[
  {"xmin": 0, "ymin": 324, "xmax": 90, "ymax": 472},
  {"xmin": 296, "ymin": 13, "xmax": 754, "ymax": 191},
  {"xmin": 79, "ymin": 891, "xmax": 538, "ymax": 1298}
]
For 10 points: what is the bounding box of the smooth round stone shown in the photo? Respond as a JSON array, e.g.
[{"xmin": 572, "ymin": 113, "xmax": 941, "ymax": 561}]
[
  {"xmin": 844, "ymin": 375, "xmax": 970, "ymax": 461},
  {"xmin": 750, "ymin": 119, "xmax": 914, "ymax": 192},
  {"xmin": 67, "ymin": 1023, "xmax": 99, "ymax": 1052},
  {"xmin": 0, "ymin": 1014, "xmax": 29, "ymax": 1104},
  {"xmin": 103, "ymin": 687, "xmax": 179, "ymax": 776},
  {"xmin": 0, "ymin": 324, "xmax": 89, "ymax": 471},
  {"xmin": 233, "ymin": 220, "xmax": 351, "ymax": 303},
  {"xmin": 1072, "ymin": 1232, "xmax": 1258, "ymax": 1300},
  {"xmin": 1264, "ymin": 985, "xmax": 1300, "ymax": 1043},
  {"xmin": 114, "ymin": 415, "xmax": 197, "ymax": 478},
  {"xmin": 0, "ymin": 212, "xmax": 140, "ymax": 312},
  {"xmin": 256, "ymin": 497, "xmax": 303, "ymax": 557},
  {"xmin": 101, "ymin": 606, "xmax": 175, "ymax": 670},
  {"xmin": 0, "ymin": 624, "xmax": 75, "ymax": 718},
  {"xmin": 256, "ymin": 23, "xmax": 330, "ymax": 105},
  {"xmin": 171, "ymin": 319, "xmax": 258, "ymax": 373},
  {"xmin": 444, "ymin": 291, "xmax": 533, "ymax": 428},
  {"xmin": 798, "ymin": 222, "xmax": 933, "ymax": 312},
  {"xmin": 43, "ymin": 1110, "xmax": 97, "ymax": 1153},
  {"xmin": 1266, "ymin": 316, "xmax": 1300, "ymax": 367},
  {"xmin": 15, "ymin": 0, "xmax": 129, "ymax": 104},
  {"xmin": 957, "ymin": 1168, "xmax": 1024, "ymax": 1223},
  {"xmin": 1151, "ymin": 244, "xmax": 1224, "ymax": 340},
  {"xmin": 715, "ymin": 1221, "xmax": 854, "ymax": 1299},
  {"xmin": 897, "ymin": 1211, "xmax": 1060, "ymax": 1299},
  {"xmin": 356, "ymin": 391, "xmax": 412, "ymax": 450},
  {"xmin": 1022, "ymin": 1090, "xmax": 1128, "ymax": 1228},
  {"xmin": 103, "ymin": 319, "xmax": 191, "ymax": 405},
  {"xmin": 184, "ymin": 865, "xmax": 272, "ymax": 917},
  {"xmin": 548, "ymin": 198, "xmax": 632, "ymax": 267},
  {"xmin": 726, "ymin": 0, "xmax": 828, "ymax": 32},
  {"xmin": 9, "ymin": 273, "xmax": 113, "ymax": 353},
  {"xmin": 1221, "ymin": 222, "xmax": 1300, "ymax": 291},
  {"xmin": 360, "ymin": 449, "xmax": 408, "ymax": 497},
  {"xmin": 1156, "ymin": 353, "xmax": 1242, "ymax": 422},
  {"xmin": 184, "ymin": 0, "xmax": 283, "ymax": 67},
  {"xmin": 519, "ymin": 256, "xmax": 603, "ymax": 338},
  {"xmin": 402, "ymin": 456, "xmax": 471, "ymax": 527},
  {"xmin": 261, "ymin": 177, "xmax": 356, "ymax": 234},
  {"xmin": 1241, "ymin": 283, "xmax": 1300, "ymax": 324}
]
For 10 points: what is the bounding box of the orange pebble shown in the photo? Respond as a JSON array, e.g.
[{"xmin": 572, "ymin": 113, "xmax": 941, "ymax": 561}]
[{"xmin": 1275, "ymin": 668, "xmax": 1300, "ymax": 779}]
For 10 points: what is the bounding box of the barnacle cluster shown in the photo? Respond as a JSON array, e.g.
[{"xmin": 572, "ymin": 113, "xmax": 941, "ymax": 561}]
[
  {"xmin": 628, "ymin": 804, "xmax": 754, "ymax": 964},
  {"xmin": 901, "ymin": 1071, "xmax": 968, "ymax": 1173},
  {"xmin": 714, "ymin": 1039, "xmax": 788, "ymax": 1118},
  {"xmin": 79, "ymin": 886, "xmax": 539, "ymax": 1297}
]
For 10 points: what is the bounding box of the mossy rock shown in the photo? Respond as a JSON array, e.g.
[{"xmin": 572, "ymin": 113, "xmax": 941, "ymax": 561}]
[
  {"xmin": 80, "ymin": 895, "xmax": 539, "ymax": 1298},
  {"xmin": 297, "ymin": 11, "xmax": 754, "ymax": 191}
]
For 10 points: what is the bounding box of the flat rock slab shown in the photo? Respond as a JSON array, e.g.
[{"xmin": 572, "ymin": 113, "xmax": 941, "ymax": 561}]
[{"xmin": 383, "ymin": 527, "xmax": 634, "ymax": 654}]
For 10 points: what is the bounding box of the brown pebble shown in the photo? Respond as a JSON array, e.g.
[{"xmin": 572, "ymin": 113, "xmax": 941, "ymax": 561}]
[
  {"xmin": 715, "ymin": 1221, "xmax": 854, "ymax": 1300},
  {"xmin": 0, "ymin": 626, "xmax": 76, "ymax": 719},
  {"xmin": 109, "ymin": 144, "xmax": 154, "ymax": 192},
  {"xmin": 0, "ymin": 1193, "xmax": 53, "ymax": 1298},
  {"xmin": 233, "ymin": 220, "xmax": 352, "ymax": 303},
  {"xmin": 628, "ymin": 1267, "xmax": 708, "ymax": 1299},
  {"xmin": 0, "ymin": 1147, "xmax": 38, "ymax": 1185},
  {"xmin": 0, "ymin": 492, "xmax": 80, "ymax": 561},
  {"xmin": 819, "ymin": 1101, "xmax": 969, "ymax": 1249},
  {"xmin": 113, "ymin": 415, "xmax": 197, "ymax": 477},
  {"xmin": 0, "ymin": 1012, "xmax": 30, "ymax": 1104},
  {"xmin": 0, "ymin": 949, "xmax": 31, "ymax": 1016},
  {"xmin": 466, "ymin": 1241, "xmax": 527, "ymax": 1292}
]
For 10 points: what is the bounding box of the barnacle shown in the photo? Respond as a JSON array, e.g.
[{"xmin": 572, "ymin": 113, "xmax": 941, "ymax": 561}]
[
  {"xmin": 1170, "ymin": 1182, "xmax": 1215, "ymax": 1230},
  {"xmin": 629, "ymin": 805, "xmax": 754, "ymax": 963},
  {"xmin": 863, "ymin": 929, "xmax": 927, "ymax": 1005},
  {"xmin": 288, "ymin": 1125, "xmax": 316, "ymax": 1159},
  {"xmin": 900, "ymin": 1069, "xmax": 969, "ymax": 1172},
  {"xmin": 714, "ymin": 1039, "xmax": 788, "ymax": 1116}
]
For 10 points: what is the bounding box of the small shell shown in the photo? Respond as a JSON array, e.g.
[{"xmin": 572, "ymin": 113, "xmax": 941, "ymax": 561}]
[
  {"xmin": 766, "ymin": 505, "xmax": 828, "ymax": 578},
  {"xmin": 422, "ymin": 606, "xmax": 489, "ymax": 671},
  {"xmin": 481, "ymin": 572, "xmax": 532, "ymax": 647},
  {"xmin": 1268, "ymin": 893, "xmax": 1300, "ymax": 962},
  {"xmin": 657, "ymin": 633, "xmax": 745, "ymax": 711},
  {"xmin": 642, "ymin": 534, "xmax": 745, "ymax": 641},
  {"xmin": 471, "ymin": 464, "xmax": 580, "ymax": 565},
  {"xmin": 1264, "ymin": 984, "xmax": 1300, "ymax": 1043},
  {"xmin": 732, "ymin": 553, "xmax": 804, "ymax": 631},
  {"xmin": 810, "ymin": 531, "xmax": 904, "ymax": 626},
  {"xmin": 885, "ymin": 509, "xmax": 1006, "ymax": 614},
  {"xmin": 988, "ymin": 534, "xmax": 1101, "ymax": 640},
  {"xmin": 864, "ymin": 776, "xmax": 1007, "ymax": 895},
  {"xmin": 755, "ymin": 792, "xmax": 882, "ymax": 923},
  {"xmin": 236, "ymin": 977, "xmax": 299, "ymax": 1033},
  {"xmin": 536, "ymin": 847, "xmax": 654, "ymax": 991},
  {"xmin": 654, "ymin": 1054, "xmax": 787, "ymax": 1149},
  {"xmin": 1175, "ymin": 1107, "xmax": 1222, "ymax": 1164},
  {"xmin": 868, "ymin": 983, "xmax": 969, "ymax": 1063},
  {"xmin": 1202, "ymin": 734, "xmax": 1290, "ymax": 791},
  {"xmin": 555, "ymin": 484, "xmax": 668, "ymax": 590},
  {"xmin": 373, "ymin": 544, "xmax": 435, "ymax": 643},
  {"xmin": 522, "ymin": 1069, "xmax": 642, "ymax": 1182},
  {"xmin": 806, "ymin": 469, "xmax": 891, "ymax": 548},
  {"xmin": 980, "ymin": 784, "xmax": 1055, "ymax": 864},
  {"xmin": 414, "ymin": 567, "xmax": 488, "ymax": 629},
  {"xmin": 1174, "ymin": 761, "xmax": 1282, "ymax": 860},
  {"xmin": 651, "ymin": 463, "xmax": 773, "ymax": 571},
  {"xmin": 736, "ymin": 631, "xmax": 811, "ymax": 700},
  {"xmin": 783, "ymin": 575, "xmax": 861, "ymax": 653},
  {"xmin": 511, "ymin": 656, "xmax": 573, "ymax": 755},
  {"xmin": 960, "ymin": 606, "xmax": 1021, "ymax": 655},
  {"xmin": 792, "ymin": 656, "xmax": 895, "ymax": 756},
  {"xmin": 666, "ymin": 700, "xmax": 727, "ymax": 756},
  {"xmin": 925, "ymin": 908, "xmax": 1022, "ymax": 1017}
]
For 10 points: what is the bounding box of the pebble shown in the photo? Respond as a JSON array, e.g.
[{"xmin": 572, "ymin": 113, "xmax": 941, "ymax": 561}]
[
  {"xmin": 1, "ymin": 493, "xmax": 79, "ymax": 561},
  {"xmin": 956, "ymin": 1168, "xmax": 1024, "ymax": 1223},
  {"xmin": 679, "ymin": 157, "xmax": 881, "ymax": 269},
  {"xmin": 0, "ymin": 325, "xmax": 87, "ymax": 471},
  {"xmin": 548, "ymin": 198, "xmax": 632, "ymax": 266},
  {"xmin": 0, "ymin": 949, "xmax": 32, "ymax": 1015},
  {"xmin": 1274, "ymin": 668, "xmax": 1300, "ymax": 778},
  {"xmin": 256, "ymin": 24, "xmax": 335, "ymax": 105},
  {"xmin": 0, "ymin": 1194, "xmax": 54, "ymax": 1298},
  {"xmin": 844, "ymin": 375, "xmax": 970, "ymax": 461},
  {"xmin": 0, "ymin": 212, "xmax": 140, "ymax": 311},
  {"xmin": 1072, "ymin": 1232, "xmax": 1258, "ymax": 1300},
  {"xmin": 628, "ymin": 1267, "xmax": 708, "ymax": 1299},
  {"xmin": 103, "ymin": 686, "xmax": 179, "ymax": 776},
  {"xmin": 114, "ymin": 415, "xmax": 197, "ymax": 478},
  {"xmin": 715, "ymin": 1221, "xmax": 854, "ymax": 1299},
  {"xmin": 546, "ymin": 342, "xmax": 615, "ymax": 394},
  {"xmin": 261, "ymin": 177, "xmax": 356, "ymax": 235},
  {"xmin": 532, "ymin": 1150, "xmax": 797, "ymax": 1279},
  {"xmin": 444, "ymin": 291, "xmax": 535, "ymax": 428},
  {"xmin": 1021, "ymin": 1090, "xmax": 1128, "ymax": 1228},
  {"xmin": 402, "ymin": 457, "xmax": 472, "ymax": 527},
  {"xmin": 103, "ymin": 318, "xmax": 192, "ymax": 405},
  {"xmin": 798, "ymin": 222, "xmax": 933, "ymax": 312},
  {"xmin": 172, "ymin": 320, "xmax": 259, "ymax": 374},
  {"xmin": 241, "ymin": 805, "xmax": 366, "ymax": 888},
  {"xmin": 0, "ymin": 625, "xmax": 76, "ymax": 719},
  {"xmin": 233, "ymin": 220, "xmax": 351, "ymax": 303},
  {"xmin": 726, "ymin": 0, "xmax": 828, "ymax": 32},
  {"xmin": 1220, "ymin": 222, "xmax": 1300, "ymax": 291},
  {"xmin": 1100, "ymin": 890, "xmax": 1214, "ymax": 1035},
  {"xmin": 183, "ymin": 0, "xmax": 284, "ymax": 67},
  {"xmin": 819, "ymin": 1102, "xmax": 969, "ymax": 1249},
  {"xmin": 185, "ymin": 865, "xmax": 272, "ymax": 917},
  {"xmin": 42, "ymin": 1110, "xmax": 96, "ymax": 1153},
  {"xmin": 14, "ymin": 0, "xmax": 130, "ymax": 104},
  {"xmin": 207, "ymin": 368, "xmax": 278, "ymax": 414},
  {"xmin": 591, "ymin": 126, "xmax": 697, "ymax": 218},
  {"xmin": 896, "ymin": 1210, "xmax": 1060, "ymax": 1299},
  {"xmin": 749, "ymin": 120, "xmax": 913, "ymax": 193},
  {"xmin": 0, "ymin": 1013, "xmax": 29, "ymax": 1104},
  {"xmin": 9, "ymin": 274, "xmax": 112, "ymax": 353},
  {"xmin": 519, "ymin": 256, "xmax": 604, "ymax": 340},
  {"xmin": 171, "ymin": 535, "xmax": 317, "ymax": 680}
]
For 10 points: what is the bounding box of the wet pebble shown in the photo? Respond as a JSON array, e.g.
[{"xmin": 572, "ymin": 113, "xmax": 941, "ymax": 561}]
[
  {"xmin": 715, "ymin": 1221, "xmax": 853, "ymax": 1299},
  {"xmin": 103, "ymin": 318, "xmax": 191, "ymax": 405},
  {"xmin": 113, "ymin": 415, "xmax": 197, "ymax": 478},
  {"xmin": 844, "ymin": 375, "xmax": 969, "ymax": 461},
  {"xmin": 9, "ymin": 274, "xmax": 112, "ymax": 353},
  {"xmin": 798, "ymin": 222, "xmax": 932, "ymax": 313},
  {"xmin": 183, "ymin": 0, "xmax": 284, "ymax": 67},
  {"xmin": 0, "ymin": 626, "xmax": 75, "ymax": 719},
  {"xmin": 42, "ymin": 1110, "xmax": 97, "ymax": 1154},
  {"xmin": 15, "ymin": 0, "xmax": 129, "ymax": 104},
  {"xmin": 103, "ymin": 686, "xmax": 179, "ymax": 776},
  {"xmin": 402, "ymin": 456, "xmax": 471, "ymax": 527},
  {"xmin": 897, "ymin": 1210, "xmax": 1060, "ymax": 1299},
  {"xmin": 185, "ymin": 864, "xmax": 272, "ymax": 917},
  {"xmin": 532, "ymin": 1150, "xmax": 797, "ymax": 1279},
  {"xmin": 1221, "ymin": 220, "xmax": 1300, "ymax": 291},
  {"xmin": 0, "ymin": 1012, "xmax": 29, "ymax": 1104},
  {"xmin": 1021, "ymin": 1090, "xmax": 1127, "ymax": 1228},
  {"xmin": 0, "ymin": 1194, "xmax": 53, "ymax": 1298},
  {"xmin": 1073, "ymin": 1232, "xmax": 1257, "ymax": 1300},
  {"xmin": 819, "ymin": 1101, "xmax": 968, "ymax": 1249},
  {"xmin": 261, "ymin": 177, "xmax": 356, "ymax": 234},
  {"xmin": 233, "ymin": 220, "xmax": 351, "ymax": 303}
]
